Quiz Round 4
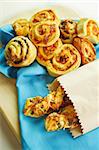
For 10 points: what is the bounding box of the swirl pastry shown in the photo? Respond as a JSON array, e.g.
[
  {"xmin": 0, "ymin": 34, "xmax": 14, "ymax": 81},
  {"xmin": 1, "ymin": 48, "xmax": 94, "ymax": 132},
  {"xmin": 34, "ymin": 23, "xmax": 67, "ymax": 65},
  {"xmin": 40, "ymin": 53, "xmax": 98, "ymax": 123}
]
[
  {"xmin": 46, "ymin": 44, "xmax": 81, "ymax": 77},
  {"xmin": 36, "ymin": 38, "xmax": 62, "ymax": 66},
  {"xmin": 77, "ymin": 18, "xmax": 99, "ymax": 44},
  {"xmin": 5, "ymin": 36, "xmax": 37, "ymax": 67},
  {"xmin": 45, "ymin": 105, "xmax": 79, "ymax": 132},
  {"xmin": 30, "ymin": 9, "xmax": 60, "ymax": 26},
  {"xmin": 72, "ymin": 37, "xmax": 96, "ymax": 64},
  {"xmin": 45, "ymin": 112, "xmax": 69, "ymax": 131},
  {"xmin": 12, "ymin": 19, "xmax": 30, "ymax": 36},
  {"xmin": 60, "ymin": 105, "xmax": 79, "ymax": 129},
  {"xmin": 24, "ymin": 96, "xmax": 50, "ymax": 118},
  {"xmin": 29, "ymin": 21, "xmax": 60, "ymax": 47},
  {"xmin": 59, "ymin": 20, "xmax": 77, "ymax": 44}
]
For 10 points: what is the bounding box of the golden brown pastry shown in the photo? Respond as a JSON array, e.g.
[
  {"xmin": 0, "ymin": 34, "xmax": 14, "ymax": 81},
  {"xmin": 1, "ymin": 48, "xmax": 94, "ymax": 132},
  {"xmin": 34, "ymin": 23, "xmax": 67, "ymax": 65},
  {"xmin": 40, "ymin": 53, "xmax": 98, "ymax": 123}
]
[
  {"xmin": 60, "ymin": 105, "xmax": 79, "ymax": 129},
  {"xmin": 12, "ymin": 19, "xmax": 30, "ymax": 36},
  {"xmin": 46, "ymin": 44, "xmax": 81, "ymax": 77},
  {"xmin": 29, "ymin": 21, "xmax": 60, "ymax": 47},
  {"xmin": 24, "ymin": 87, "xmax": 79, "ymax": 131},
  {"xmin": 30, "ymin": 9, "xmax": 60, "ymax": 26},
  {"xmin": 24, "ymin": 96, "xmax": 50, "ymax": 118},
  {"xmin": 72, "ymin": 37, "xmax": 96, "ymax": 64},
  {"xmin": 45, "ymin": 105, "xmax": 79, "ymax": 132},
  {"xmin": 49, "ymin": 86, "xmax": 65, "ymax": 110},
  {"xmin": 36, "ymin": 38, "xmax": 62, "ymax": 66},
  {"xmin": 5, "ymin": 36, "xmax": 37, "ymax": 67},
  {"xmin": 24, "ymin": 85, "xmax": 65, "ymax": 118},
  {"xmin": 60, "ymin": 19, "xmax": 77, "ymax": 43},
  {"xmin": 45, "ymin": 112, "xmax": 69, "ymax": 131},
  {"xmin": 77, "ymin": 18, "xmax": 99, "ymax": 44}
]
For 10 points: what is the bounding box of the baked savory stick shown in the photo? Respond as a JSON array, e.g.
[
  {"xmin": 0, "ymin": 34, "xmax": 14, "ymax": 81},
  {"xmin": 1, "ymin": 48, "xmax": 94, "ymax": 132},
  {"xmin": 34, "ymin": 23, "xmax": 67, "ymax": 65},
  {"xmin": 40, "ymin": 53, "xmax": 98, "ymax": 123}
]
[
  {"xmin": 24, "ymin": 96, "xmax": 50, "ymax": 118},
  {"xmin": 24, "ymin": 86, "xmax": 65, "ymax": 117},
  {"xmin": 23, "ymin": 86, "xmax": 79, "ymax": 131}
]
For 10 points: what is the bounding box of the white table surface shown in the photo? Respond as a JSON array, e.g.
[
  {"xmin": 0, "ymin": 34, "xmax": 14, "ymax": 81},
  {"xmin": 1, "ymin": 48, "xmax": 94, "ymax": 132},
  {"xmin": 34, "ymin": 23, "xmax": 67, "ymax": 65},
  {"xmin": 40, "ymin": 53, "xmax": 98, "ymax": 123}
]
[{"xmin": 0, "ymin": 0, "xmax": 98, "ymax": 150}]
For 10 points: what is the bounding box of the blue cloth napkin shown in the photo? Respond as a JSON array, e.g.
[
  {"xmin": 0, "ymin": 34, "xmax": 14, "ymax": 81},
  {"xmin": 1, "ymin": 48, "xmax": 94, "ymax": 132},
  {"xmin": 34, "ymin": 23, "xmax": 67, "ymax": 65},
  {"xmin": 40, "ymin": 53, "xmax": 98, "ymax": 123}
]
[{"xmin": 0, "ymin": 25, "xmax": 99, "ymax": 150}]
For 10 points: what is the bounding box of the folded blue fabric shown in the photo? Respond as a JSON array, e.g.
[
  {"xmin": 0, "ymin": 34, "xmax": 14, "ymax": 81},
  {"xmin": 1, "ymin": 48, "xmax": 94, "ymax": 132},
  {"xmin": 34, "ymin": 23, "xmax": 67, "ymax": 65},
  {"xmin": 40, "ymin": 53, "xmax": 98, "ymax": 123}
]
[{"xmin": 0, "ymin": 25, "xmax": 99, "ymax": 150}]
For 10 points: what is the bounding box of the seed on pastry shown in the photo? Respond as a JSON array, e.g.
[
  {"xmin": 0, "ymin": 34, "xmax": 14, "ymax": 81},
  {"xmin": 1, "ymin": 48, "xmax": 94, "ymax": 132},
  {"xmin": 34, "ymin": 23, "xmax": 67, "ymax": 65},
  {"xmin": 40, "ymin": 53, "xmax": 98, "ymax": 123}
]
[
  {"xmin": 29, "ymin": 21, "xmax": 60, "ymax": 47},
  {"xmin": 46, "ymin": 44, "xmax": 81, "ymax": 77},
  {"xmin": 24, "ymin": 96, "xmax": 50, "ymax": 118},
  {"xmin": 5, "ymin": 36, "xmax": 37, "ymax": 67},
  {"xmin": 36, "ymin": 38, "xmax": 62, "ymax": 66},
  {"xmin": 30, "ymin": 9, "xmax": 60, "ymax": 27},
  {"xmin": 12, "ymin": 19, "xmax": 30, "ymax": 36},
  {"xmin": 59, "ymin": 19, "xmax": 77, "ymax": 44},
  {"xmin": 72, "ymin": 37, "xmax": 96, "ymax": 64}
]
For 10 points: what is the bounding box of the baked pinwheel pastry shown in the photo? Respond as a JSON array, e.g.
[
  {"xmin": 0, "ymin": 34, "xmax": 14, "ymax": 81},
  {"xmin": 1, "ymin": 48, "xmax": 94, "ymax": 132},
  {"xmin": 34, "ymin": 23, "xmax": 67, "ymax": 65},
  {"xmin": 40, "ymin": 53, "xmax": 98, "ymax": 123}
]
[
  {"xmin": 30, "ymin": 9, "xmax": 60, "ymax": 26},
  {"xmin": 59, "ymin": 20, "xmax": 77, "ymax": 43},
  {"xmin": 77, "ymin": 18, "xmax": 99, "ymax": 44},
  {"xmin": 5, "ymin": 36, "xmax": 37, "ymax": 67},
  {"xmin": 36, "ymin": 38, "xmax": 62, "ymax": 66},
  {"xmin": 72, "ymin": 37, "xmax": 96, "ymax": 64},
  {"xmin": 45, "ymin": 112, "xmax": 69, "ymax": 131},
  {"xmin": 45, "ymin": 105, "xmax": 79, "ymax": 132},
  {"xmin": 46, "ymin": 44, "xmax": 81, "ymax": 77},
  {"xmin": 24, "ymin": 96, "xmax": 50, "ymax": 118},
  {"xmin": 60, "ymin": 105, "xmax": 79, "ymax": 129},
  {"xmin": 12, "ymin": 19, "xmax": 30, "ymax": 36},
  {"xmin": 29, "ymin": 21, "xmax": 60, "ymax": 47}
]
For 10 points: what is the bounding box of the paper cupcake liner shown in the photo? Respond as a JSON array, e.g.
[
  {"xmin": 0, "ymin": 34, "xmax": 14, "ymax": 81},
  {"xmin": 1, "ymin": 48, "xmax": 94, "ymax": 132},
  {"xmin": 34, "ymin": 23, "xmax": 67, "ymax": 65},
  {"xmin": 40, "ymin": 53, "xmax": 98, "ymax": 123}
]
[{"xmin": 48, "ymin": 59, "xmax": 99, "ymax": 137}]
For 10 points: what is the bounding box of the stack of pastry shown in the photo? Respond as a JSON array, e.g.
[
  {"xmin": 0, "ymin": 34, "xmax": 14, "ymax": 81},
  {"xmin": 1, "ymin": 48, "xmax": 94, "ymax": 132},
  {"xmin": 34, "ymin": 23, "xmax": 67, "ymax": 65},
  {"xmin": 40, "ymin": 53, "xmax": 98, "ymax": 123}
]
[
  {"xmin": 24, "ymin": 86, "xmax": 65, "ymax": 117},
  {"xmin": 28, "ymin": 10, "xmax": 83, "ymax": 77},
  {"xmin": 59, "ymin": 19, "xmax": 97, "ymax": 66},
  {"xmin": 5, "ymin": 9, "xmax": 98, "ymax": 76},
  {"xmin": 6, "ymin": 8, "xmax": 98, "ymax": 133},
  {"xmin": 24, "ymin": 85, "xmax": 80, "ymax": 132}
]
